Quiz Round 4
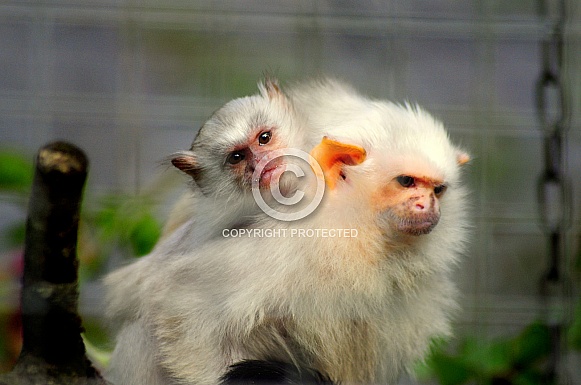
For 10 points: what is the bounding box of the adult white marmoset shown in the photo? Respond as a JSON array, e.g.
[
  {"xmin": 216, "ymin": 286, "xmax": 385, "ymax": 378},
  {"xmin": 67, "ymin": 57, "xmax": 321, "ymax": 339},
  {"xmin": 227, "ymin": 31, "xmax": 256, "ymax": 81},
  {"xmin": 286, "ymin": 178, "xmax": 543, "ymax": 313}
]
[{"xmin": 104, "ymin": 95, "xmax": 470, "ymax": 385}]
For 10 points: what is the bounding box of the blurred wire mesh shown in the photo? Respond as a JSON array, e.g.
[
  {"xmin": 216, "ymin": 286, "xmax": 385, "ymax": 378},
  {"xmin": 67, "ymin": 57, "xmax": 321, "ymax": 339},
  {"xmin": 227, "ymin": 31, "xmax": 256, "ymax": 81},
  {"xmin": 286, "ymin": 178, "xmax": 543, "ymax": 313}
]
[{"xmin": 0, "ymin": 0, "xmax": 580, "ymax": 383}]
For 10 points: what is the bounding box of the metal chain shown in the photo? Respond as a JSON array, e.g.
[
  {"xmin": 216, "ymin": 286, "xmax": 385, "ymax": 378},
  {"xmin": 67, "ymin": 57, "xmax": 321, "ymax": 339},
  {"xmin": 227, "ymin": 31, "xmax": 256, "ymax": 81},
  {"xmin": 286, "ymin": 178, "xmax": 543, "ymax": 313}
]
[{"xmin": 536, "ymin": 0, "xmax": 571, "ymax": 383}]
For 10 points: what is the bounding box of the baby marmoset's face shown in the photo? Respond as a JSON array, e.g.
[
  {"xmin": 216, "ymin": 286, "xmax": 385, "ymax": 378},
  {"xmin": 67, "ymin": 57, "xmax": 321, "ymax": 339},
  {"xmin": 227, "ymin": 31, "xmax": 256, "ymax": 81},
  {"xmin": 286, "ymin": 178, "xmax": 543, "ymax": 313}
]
[{"xmin": 172, "ymin": 79, "xmax": 305, "ymax": 199}]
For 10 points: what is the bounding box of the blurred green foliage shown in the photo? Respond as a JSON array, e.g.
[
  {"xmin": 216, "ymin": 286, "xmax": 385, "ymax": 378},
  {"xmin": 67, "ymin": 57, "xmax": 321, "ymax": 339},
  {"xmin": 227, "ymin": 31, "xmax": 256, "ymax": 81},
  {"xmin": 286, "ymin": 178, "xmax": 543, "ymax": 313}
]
[
  {"xmin": 417, "ymin": 319, "xmax": 581, "ymax": 385},
  {"xmin": 0, "ymin": 150, "xmax": 33, "ymax": 193},
  {"xmin": 82, "ymin": 318, "xmax": 113, "ymax": 370},
  {"xmin": 569, "ymin": 300, "xmax": 581, "ymax": 351},
  {"xmin": 76, "ymin": 193, "xmax": 162, "ymax": 280},
  {"xmin": 91, "ymin": 194, "xmax": 162, "ymax": 256},
  {"xmin": 0, "ymin": 150, "xmax": 32, "ymax": 249}
]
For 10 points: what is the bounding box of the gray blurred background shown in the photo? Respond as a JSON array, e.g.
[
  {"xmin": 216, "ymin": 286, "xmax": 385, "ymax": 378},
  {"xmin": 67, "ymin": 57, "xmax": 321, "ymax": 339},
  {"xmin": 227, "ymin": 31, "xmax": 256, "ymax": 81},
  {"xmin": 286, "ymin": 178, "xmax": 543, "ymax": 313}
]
[{"xmin": 0, "ymin": 0, "xmax": 580, "ymax": 383}]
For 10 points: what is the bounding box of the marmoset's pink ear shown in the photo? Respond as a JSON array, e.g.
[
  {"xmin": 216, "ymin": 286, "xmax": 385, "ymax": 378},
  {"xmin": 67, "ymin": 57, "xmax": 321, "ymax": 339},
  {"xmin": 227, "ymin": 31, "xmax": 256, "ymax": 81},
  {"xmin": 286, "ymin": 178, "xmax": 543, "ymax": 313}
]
[
  {"xmin": 171, "ymin": 152, "xmax": 201, "ymax": 178},
  {"xmin": 310, "ymin": 137, "xmax": 367, "ymax": 190},
  {"xmin": 456, "ymin": 151, "xmax": 470, "ymax": 166}
]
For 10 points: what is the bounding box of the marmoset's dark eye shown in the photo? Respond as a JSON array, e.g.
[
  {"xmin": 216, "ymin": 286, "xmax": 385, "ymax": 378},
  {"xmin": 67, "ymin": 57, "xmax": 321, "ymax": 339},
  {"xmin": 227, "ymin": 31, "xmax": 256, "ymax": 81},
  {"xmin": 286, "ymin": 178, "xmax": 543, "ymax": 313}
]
[
  {"xmin": 227, "ymin": 151, "xmax": 245, "ymax": 165},
  {"xmin": 434, "ymin": 184, "xmax": 447, "ymax": 196},
  {"xmin": 258, "ymin": 131, "xmax": 272, "ymax": 145},
  {"xmin": 396, "ymin": 175, "xmax": 415, "ymax": 188}
]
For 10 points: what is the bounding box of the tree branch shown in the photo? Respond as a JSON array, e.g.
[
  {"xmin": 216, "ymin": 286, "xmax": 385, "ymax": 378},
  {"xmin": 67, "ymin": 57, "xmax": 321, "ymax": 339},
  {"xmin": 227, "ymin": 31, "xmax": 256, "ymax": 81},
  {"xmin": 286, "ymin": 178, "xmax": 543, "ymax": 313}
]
[{"xmin": 0, "ymin": 142, "xmax": 107, "ymax": 385}]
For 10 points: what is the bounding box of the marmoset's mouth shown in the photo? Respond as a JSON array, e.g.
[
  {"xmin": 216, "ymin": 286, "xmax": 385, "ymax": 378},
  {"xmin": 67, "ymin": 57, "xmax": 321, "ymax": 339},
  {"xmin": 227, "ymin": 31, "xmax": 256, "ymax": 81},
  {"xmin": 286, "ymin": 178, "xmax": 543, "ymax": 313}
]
[
  {"xmin": 259, "ymin": 163, "xmax": 287, "ymax": 188},
  {"xmin": 396, "ymin": 212, "xmax": 441, "ymax": 236}
]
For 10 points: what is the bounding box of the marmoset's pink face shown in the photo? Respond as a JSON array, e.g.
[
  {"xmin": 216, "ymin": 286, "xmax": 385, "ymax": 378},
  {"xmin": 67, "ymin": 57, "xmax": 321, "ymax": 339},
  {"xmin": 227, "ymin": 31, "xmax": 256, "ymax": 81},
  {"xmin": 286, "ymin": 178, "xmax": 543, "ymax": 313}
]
[
  {"xmin": 170, "ymin": 78, "xmax": 302, "ymax": 198},
  {"xmin": 224, "ymin": 125, "xmax": 287, "ymax": 189}
]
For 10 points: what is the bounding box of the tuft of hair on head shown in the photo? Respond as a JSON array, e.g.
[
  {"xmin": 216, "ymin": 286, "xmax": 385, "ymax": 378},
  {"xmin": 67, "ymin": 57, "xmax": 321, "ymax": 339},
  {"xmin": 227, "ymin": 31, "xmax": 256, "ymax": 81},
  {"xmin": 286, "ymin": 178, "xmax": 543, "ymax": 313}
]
[{"xmin": 258, "ymin": 75, "xmax": 288, "ymax": 104}]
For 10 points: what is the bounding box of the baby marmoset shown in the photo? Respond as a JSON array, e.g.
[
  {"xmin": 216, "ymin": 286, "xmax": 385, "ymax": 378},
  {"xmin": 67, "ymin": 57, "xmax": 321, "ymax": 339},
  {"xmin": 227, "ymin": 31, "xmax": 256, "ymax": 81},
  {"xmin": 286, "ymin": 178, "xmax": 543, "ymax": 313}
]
[
  {"xmin": 104, "ymin": 80, "xmax": 470, "ymax": 384},
  {"xmin": 104, "ymin": 77, "xmax": 308, "ymax": 348},
  {"xmin": 165, "ymin": 77, "xmax": 305, "ymax": 242}
]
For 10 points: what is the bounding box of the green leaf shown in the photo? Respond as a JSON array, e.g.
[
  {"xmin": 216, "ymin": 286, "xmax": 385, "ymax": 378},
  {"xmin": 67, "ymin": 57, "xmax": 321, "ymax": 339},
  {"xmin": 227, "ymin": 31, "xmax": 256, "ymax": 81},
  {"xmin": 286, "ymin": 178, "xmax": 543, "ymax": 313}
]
[
  {"xmin": 414, "ymin": 359, "xmax": 435, "ymax": 381},
  {"xmin": 512, "ymin": 322, "xmax": 551, "ymax": 367},
  {"xmin": 3, "ymin": 222, "xmax": 26, "ymax": 248},
  {"xmin": 94, "ymin": 207, "xmax": 119, "ymax": 238},
  {"xmin": 414, "ymin": 337, "xmax": 451, "ymax": 381},
  {"xmin": 463, "ymin": 339, "xmax": 512, "ymax": 377},
  {"xmin": 82, "ymin": 318, "xmax": 113, "ymax": 369},
  {"xmin": 568, "ymin": 299, "xmax": 581, "ymax": 351},
  {"xmin": 429, "ymin": 352, "xmax": 471, "ymax": 385},
  {"xmin": 129, "ymin": 212, "xmax": 161, "ymax": 256},
  {"xmin": 513, "ymin": 369, "xmax": 546, "ymax": 385},
  {"xmin": 0, "ymin": 149, "xmax": 33, "ymax": 192},
  {"xmin": 82, "ymin": 318, "xmax": 112, "ymax": 352}
]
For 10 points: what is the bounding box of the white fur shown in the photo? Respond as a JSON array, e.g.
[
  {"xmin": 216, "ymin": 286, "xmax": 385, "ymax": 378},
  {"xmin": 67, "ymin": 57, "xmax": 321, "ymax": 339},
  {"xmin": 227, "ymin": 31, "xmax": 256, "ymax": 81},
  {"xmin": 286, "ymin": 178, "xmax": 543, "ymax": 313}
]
[{"xmin": 104, "ymin": 79, "xmax": 470, "ymax": 385}]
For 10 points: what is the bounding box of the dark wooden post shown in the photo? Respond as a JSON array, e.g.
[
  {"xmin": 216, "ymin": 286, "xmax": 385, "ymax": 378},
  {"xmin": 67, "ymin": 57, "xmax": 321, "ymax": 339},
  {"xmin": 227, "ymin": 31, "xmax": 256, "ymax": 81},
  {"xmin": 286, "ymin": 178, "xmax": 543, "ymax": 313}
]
[{"xmin": 0, "ymin": 142, "xmax": 107, "ymax": 385}]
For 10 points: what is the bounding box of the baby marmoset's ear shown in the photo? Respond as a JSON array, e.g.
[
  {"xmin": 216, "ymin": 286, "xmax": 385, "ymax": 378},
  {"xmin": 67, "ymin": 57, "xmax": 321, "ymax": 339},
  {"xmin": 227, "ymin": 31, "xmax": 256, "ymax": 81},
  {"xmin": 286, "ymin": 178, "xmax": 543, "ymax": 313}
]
[
  {"xmin": 171, "ymin": 151, "xmax": 202, "ymax": 179},
  {"xmin": 310, "ymin": 136, "xmax": 367, "ymax": 190}
]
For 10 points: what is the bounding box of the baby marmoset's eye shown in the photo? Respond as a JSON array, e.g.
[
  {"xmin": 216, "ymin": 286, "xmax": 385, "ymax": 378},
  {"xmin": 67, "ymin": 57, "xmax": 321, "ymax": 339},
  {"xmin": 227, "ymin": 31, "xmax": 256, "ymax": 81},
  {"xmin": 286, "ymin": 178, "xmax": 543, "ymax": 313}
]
[
  {"xmin": 227, "ymin": 151, "xmax": 245, "ymax": 165},
  {"xmin": 396, "ymin": 175, "xmax": 415, "ymax": 188},
  {"xmin": 258, "ymin": 131, "xmax": 272, "ymax": 145}
]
